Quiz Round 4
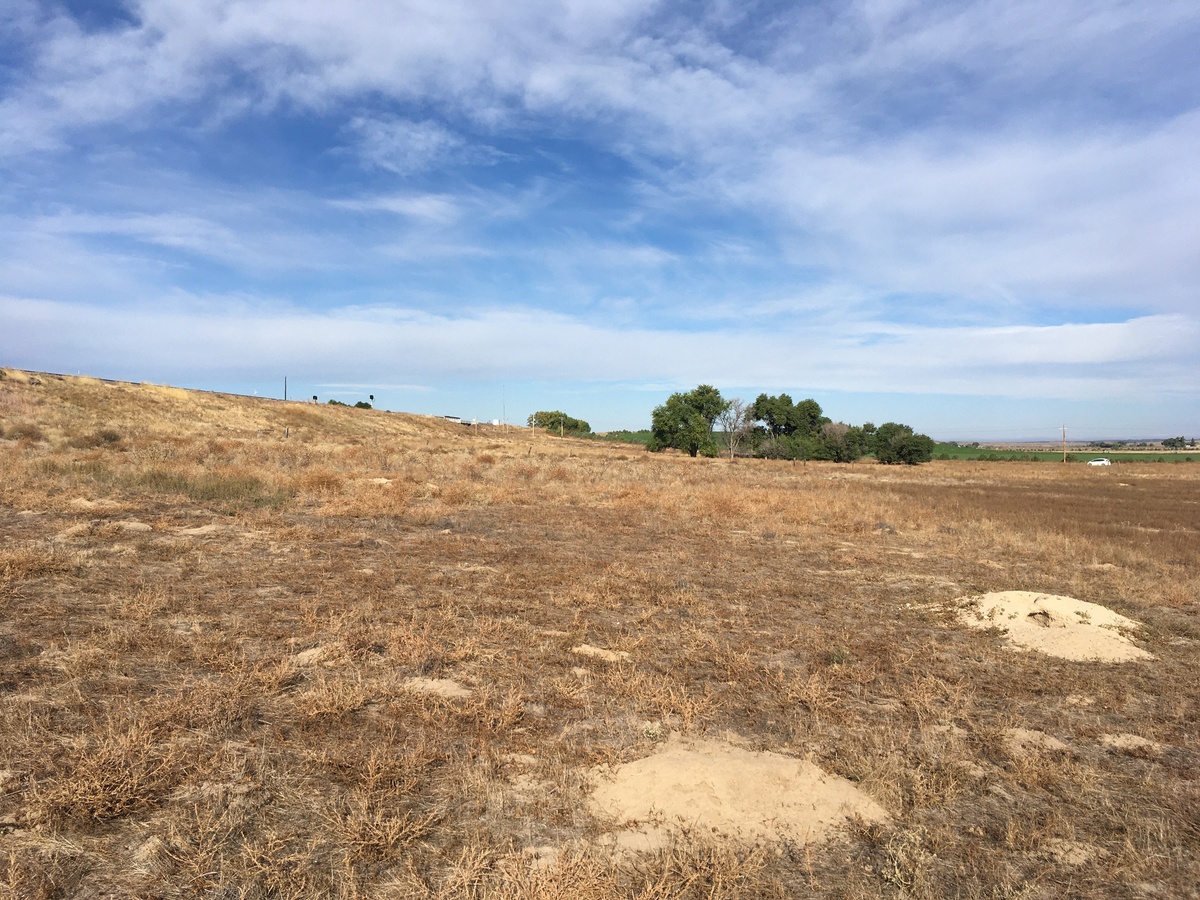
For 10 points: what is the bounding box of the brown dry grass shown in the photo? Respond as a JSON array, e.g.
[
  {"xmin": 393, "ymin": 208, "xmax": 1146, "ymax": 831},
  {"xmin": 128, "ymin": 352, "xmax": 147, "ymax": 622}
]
[{"xmin": 1, "ymin": 367, "xmax": 1198, "ymax": 898}]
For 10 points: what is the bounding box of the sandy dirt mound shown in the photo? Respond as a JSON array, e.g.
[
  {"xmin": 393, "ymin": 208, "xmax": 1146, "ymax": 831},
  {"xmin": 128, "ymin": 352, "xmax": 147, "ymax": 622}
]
[
  {"xmin": 293, "ymin": 645, "xmax": 332, "ymax": 666},
  {"xmin": 402, "ymin": 677, "xmax": 472, "ymax": 698},
  {"xmin": 1003, "ymin": 728, "xmax": 1069, "ymax": 757},
  {"xmin": 589, "ymin": 735, "xmax": 888, "ymax": 850},
  {"xmin": 956, "ymin": 591, "xmax": 1154, "ymax": 662},
  {"xmin": 1100, "ymin": 733, "xmax": 1164, "ymax": 755},
  {"xmin": 571, "ymin": 644, "xmax": 630, "ymax": 663}
]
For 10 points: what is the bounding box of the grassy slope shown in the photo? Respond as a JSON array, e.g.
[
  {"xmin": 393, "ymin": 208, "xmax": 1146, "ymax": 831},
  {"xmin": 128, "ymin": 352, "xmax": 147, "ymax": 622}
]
[{"xmin": 1, "ymin": 368, "xmax": 1199, "ymax": 898}]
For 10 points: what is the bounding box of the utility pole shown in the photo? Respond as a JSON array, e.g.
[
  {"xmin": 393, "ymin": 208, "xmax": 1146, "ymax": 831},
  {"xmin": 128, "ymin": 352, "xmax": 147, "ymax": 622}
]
[
  {"xmin": 284, "ymin": 376, "xmax": 287, "ymax": 401},
  {"xmin": 1062, "ymin": 425, "xmax": 1067, "ymax": 463}
]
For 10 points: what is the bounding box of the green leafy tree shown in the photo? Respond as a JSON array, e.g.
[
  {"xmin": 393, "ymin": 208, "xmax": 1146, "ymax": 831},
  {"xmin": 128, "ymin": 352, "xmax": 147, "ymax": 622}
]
[
  {"xmin": 649, "ymin": 386, "xmax": 728, "ymax": 456},
  {"xmin": 687, "ymin": 385, "xmax": 730, "ymax": 437},
  {"xmin": 814, "ymin": 422, "xmax": 866, "ymax": 462},
  {"xmin": 871, "ymin": 422, "xmax": 936, "ymax": 465},
  {"xmin": 751, "ymin": 394, "xmax": 826, "ymax": 438},
  {"xmin": 752, "ymin": 393, "xmax": 796, "ymax": 436},
  {"xmin": 1163, "ymin": 436, "xmax": 1187, "ymax": 451},
  {"xmin": 793, "ymin": 398, "xmax": 826, "ymax": 436},
  {"xmin": 527, "ymin": 411, "xmax": 591, "ymax": 435}
]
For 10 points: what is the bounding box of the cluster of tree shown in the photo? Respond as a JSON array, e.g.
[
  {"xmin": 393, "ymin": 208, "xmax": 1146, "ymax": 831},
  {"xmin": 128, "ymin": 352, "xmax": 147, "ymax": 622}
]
[
  {"xmin": 326, "ymin": 399, "xmax": 373, "ymax": 409},
  {"xmin": 749, "ymin": 393, "xmax": 869, "ymax": 462},
  {"xmin": 527, "ymin": 410, "xmax": 591, "ymax": 435},
  {"xmin": 870, "ymin": 421, "xmax": 936, "ymax": 465},
  {"xmin": 648, "ymin": 386, "xmax": 934, "ymax": 464},
  {"xmin": 599, "ymin": 429, "xmax": 654, "ymax": 447},
  {"xmin": 1162, "ymin": 436, "xmax": 1195, "ymax": 450}
]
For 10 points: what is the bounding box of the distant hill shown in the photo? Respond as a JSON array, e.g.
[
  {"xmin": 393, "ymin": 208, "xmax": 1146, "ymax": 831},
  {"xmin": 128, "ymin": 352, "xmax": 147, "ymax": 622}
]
[{"xmin": 0, "ymin": 367, "xmax": 524, "ymax": 447}]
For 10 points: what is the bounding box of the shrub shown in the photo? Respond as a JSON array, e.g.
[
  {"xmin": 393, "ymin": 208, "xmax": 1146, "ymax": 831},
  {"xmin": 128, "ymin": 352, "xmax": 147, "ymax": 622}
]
[
  {"xmin": 9, "ymin": 422, "xmax": 46, "ymax": 443},
  {"xmin": 67, "ymin": 428, "xmax": 123, "ymax": 449},
  {"xmin": 755, "ymin": 437, "xmax": 792, "ymax": 460},
  {"xmin": 136, "ymin": 469, "xmax": 292, "ymax": 508}
]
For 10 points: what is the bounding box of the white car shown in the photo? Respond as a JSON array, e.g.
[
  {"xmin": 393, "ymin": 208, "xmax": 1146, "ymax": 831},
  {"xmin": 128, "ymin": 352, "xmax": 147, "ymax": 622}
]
[{"xmin": 1087, "ymin": 457, "xmax": 1112, "ymax": 467}]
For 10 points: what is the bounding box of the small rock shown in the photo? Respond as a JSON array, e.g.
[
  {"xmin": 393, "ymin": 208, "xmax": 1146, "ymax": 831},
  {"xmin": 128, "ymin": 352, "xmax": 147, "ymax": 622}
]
[
  {"xmin": 570, "ymin": 644, "xmax": 630, "ymax": 663},
  {"xmin": 988, "ymin": 784, "xmax": 1015, "ymax": 802},
  {"xmin": 53, "ymin": 522, "xmax": 92, "ymax": 541},
  {"xmin": 293, "ymin": 647, "xmax": 326, "ymax": 666}
]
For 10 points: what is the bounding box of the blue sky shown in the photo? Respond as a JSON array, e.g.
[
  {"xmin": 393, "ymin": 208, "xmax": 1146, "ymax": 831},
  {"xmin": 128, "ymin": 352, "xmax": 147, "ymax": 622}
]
[{"xmin": 2, "ymin": 0, "xmax": 1198, "ymax": 439}]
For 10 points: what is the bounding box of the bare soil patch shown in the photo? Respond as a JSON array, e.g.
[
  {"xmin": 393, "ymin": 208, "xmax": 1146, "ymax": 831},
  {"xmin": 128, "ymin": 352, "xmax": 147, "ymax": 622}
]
[
  {"xmin": 589, "ymin": 734, "xmax": 889, "ymax": 849},
  {"xmin": 402, "ymin": 676, "xmax": 472, "ymax": 698},
  {"xmin": 954, "ymin": 590, "xmax": 1155, "ymax": 661}
]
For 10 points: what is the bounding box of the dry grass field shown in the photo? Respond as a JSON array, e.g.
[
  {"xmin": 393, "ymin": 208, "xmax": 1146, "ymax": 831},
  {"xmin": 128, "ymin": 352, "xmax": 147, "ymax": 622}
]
[{"xmin": 1, "ymin": 368, "xmax": 1198, "ymax": 899}]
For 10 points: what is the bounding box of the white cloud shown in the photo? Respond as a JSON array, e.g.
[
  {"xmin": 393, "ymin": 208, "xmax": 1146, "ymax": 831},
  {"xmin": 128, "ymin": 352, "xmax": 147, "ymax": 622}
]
[
  {"xmin": 3, "ymin": 1, "xmax": 1194, "ymax": 157},
  {"xmin": 348, "ymin": 117, "xmax": 465, "ymax": 175},
  {"xmin": 4, "ymin": 294, "xmax": 1195, "ymax": 403},
  {"xmin": 750, "ymin": 112, "xmax": 1200, "ymax": 312},
  {"xmin": 330, "ymin": 192, "xmax": 462, "ymax": 224},
  {"xmin": 19, "ymin": 205, "xmax": 354, "ymax": 274}
]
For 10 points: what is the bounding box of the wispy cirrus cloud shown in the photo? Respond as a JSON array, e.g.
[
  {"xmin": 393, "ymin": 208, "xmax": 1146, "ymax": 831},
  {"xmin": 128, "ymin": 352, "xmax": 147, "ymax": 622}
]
[
  {"xmin": 329, "ymin": 192, "xmax": 462, "ymax": 225},
  {"xmin": 347, "ymin": 117, "xmax": 467, "ymax": 175}
]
